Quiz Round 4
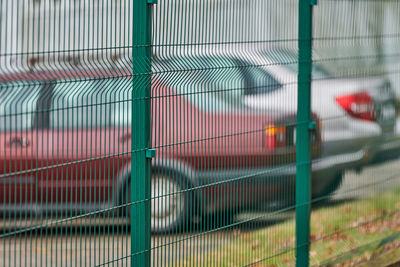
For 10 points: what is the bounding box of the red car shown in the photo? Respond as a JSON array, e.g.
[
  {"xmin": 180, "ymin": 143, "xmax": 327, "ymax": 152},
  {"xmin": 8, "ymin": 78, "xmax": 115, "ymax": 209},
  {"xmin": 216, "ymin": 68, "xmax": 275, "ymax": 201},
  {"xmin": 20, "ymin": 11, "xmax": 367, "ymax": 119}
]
[{"xmin": 0, "ymin": 57, "xmax": 327, "ymax": 233}]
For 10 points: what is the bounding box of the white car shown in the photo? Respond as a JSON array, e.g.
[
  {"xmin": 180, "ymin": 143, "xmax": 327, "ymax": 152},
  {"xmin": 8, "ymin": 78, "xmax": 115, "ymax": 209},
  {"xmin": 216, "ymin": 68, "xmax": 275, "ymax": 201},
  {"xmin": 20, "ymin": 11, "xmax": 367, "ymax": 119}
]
[{"xmin": 239, "ymin": 50, "xmax": 398, "ymax": 192}]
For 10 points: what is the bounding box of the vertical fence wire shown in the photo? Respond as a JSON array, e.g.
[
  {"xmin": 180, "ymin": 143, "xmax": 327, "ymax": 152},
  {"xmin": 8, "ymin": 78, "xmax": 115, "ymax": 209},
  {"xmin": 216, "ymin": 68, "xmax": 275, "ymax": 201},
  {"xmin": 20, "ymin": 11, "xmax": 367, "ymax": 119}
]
[
  {"xmin": 309, "ymin": 0, "xmax": 400, "ymax": 265},
  {"xmin": 151, "ymin": 0, "xmax": 301, "ymax": 265},
  {"xmin": 1, "ymin": 1, "xmax": 135, "ymax": 266},
  {"xmin": 296, "ymin": 0, "xmax": 313, "ymax": 266}
]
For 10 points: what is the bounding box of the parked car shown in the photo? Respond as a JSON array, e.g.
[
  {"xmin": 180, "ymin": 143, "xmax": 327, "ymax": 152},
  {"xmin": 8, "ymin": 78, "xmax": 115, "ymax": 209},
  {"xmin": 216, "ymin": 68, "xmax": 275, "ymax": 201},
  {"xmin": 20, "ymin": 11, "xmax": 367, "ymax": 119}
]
[
  {"xmin": 237, "ymin": 49, "xmax": 398, "ymax": 178},
  {"xmin": 0, "ymin": 56, "xmax": 340, "ymax": 233}
]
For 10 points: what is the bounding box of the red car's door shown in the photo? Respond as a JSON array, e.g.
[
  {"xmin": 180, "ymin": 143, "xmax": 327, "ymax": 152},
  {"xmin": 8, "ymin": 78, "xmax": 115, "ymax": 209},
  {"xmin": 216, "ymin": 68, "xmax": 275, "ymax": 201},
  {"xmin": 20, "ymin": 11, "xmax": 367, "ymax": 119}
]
[
  {"xmin": 0, "ymin": 85, "xmax": 41, "ymax": 210},
  {"xmin": 0, "ymin": 130, "xmax": 38, "ymax": 208},
  {"xmin": 36, "ymin": 128, "xmax": 102, "ymax": 208},
  {"xmin": 35, "ymin": 79, "xmax": 130, "ymax": 211},
  {"xmin": 36, "ymin": 128, "xmax": 126, "ymax": 208}
]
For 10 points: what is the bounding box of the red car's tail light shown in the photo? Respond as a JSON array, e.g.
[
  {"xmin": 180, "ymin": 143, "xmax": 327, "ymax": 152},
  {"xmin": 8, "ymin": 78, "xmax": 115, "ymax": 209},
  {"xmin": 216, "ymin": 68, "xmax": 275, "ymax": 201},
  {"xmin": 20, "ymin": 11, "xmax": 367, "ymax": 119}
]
[
  {"xmin": 335, "ymin": 91, "xmax": 375, "ymax": 121},
  {"xmin": 264, "ymin": 124, "xmax": 287, "ymax": 149}
]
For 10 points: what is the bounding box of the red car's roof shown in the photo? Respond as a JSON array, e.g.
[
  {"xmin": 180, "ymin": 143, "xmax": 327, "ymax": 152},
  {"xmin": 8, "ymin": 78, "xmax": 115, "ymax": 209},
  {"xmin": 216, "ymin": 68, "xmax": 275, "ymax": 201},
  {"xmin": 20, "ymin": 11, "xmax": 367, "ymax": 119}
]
[{"xmin": 0, "ymin": 65, "xmax": 133, "ymax": 83}]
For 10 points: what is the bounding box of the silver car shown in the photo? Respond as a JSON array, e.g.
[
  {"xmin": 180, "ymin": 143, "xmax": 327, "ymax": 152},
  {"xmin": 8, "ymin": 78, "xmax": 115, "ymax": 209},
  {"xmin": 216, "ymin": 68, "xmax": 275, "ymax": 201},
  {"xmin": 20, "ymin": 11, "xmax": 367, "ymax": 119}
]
[{"xmin": 238, "ymin": 50, "xmax": 398, "ymax": 193}]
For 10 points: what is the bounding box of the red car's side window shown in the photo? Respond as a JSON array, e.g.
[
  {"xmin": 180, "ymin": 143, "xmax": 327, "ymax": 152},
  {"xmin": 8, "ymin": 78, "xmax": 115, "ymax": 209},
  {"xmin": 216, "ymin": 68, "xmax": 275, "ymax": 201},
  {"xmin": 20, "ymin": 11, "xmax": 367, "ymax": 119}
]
[
  {"xmin": 0, "ymin": 85, "xmax": 41, "ymax": 130},
  {"xmin": 49, "ymin": 79, "xmax": 131, "ymax": 129}
]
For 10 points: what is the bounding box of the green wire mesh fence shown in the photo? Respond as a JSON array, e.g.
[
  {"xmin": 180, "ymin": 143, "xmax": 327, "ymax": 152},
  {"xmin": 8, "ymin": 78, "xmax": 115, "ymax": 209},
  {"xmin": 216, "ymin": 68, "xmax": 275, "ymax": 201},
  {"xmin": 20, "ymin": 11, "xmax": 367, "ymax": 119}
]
[
  {"xmin": 309, "ymin": 0, "xmax": 400, "ymax": 265},
  {"xmin": 0, "ymin": 0, "xmax": 400, "ymax": 266}
]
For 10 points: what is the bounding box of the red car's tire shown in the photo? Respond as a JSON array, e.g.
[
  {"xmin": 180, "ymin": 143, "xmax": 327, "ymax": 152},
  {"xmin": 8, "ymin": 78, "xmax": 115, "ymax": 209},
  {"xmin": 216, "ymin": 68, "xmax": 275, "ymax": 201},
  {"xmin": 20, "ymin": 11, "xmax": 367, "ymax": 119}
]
[{"xmin": 124, "ymin": 172, "xmax": 190, "ymax": 233}]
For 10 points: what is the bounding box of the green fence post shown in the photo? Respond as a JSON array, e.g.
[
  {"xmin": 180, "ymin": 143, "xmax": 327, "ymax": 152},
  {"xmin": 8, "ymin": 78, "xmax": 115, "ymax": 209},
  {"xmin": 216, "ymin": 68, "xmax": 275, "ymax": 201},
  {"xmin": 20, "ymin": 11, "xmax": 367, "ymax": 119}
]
[
  {"xmin": 296, "ymin": 0, "xmax": 314, "ymax": 266},
  {"xmin": 131, "ymin": 0, "xmax": 153, "ymax": 266}
]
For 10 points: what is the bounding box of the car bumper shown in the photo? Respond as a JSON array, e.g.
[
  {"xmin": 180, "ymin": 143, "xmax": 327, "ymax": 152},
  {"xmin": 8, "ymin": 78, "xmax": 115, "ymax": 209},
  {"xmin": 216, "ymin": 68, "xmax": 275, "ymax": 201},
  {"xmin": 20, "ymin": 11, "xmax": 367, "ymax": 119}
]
[
  {"xmin": 366, "ymin": 115, "xmax": 400, "ymax": 164},
  {"xmin": 194, "ymin": 149, "xmax": 368, "ymax": 214},
  {"xmin": 368, "ymin": 133, "xmax": 400, "ymax": 164}
]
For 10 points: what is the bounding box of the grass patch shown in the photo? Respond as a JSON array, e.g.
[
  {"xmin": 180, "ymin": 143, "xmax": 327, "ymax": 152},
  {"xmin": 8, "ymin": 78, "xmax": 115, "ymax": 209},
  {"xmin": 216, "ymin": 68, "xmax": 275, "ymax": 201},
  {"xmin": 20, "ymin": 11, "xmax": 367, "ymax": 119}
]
[{"xmin": 178, "ymin": 188, "xmax": 400, "ymax": 266}]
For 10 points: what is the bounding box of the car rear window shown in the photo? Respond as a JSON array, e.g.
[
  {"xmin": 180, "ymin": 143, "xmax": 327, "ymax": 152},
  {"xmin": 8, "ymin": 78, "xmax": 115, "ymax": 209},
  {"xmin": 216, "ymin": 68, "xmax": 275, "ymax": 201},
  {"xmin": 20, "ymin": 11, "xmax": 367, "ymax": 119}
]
[
  {"xmin": 240, "ymin": 66, "xmax": 282, "ymax": 95},
  {"xmin": 155, "ymin": 64, "xmax": 245, "ymax": 112},
  {"xmin": 155, "ymin": 56, "xmax": 283, "ymax": 108}
]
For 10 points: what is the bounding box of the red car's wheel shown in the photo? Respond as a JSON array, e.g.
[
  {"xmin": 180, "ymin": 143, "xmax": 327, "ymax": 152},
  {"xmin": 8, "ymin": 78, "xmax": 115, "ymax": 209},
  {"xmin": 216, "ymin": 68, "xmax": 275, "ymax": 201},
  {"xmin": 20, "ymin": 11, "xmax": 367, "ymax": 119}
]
[{"xmin": 124, "ymin": 173, "xmax": 189, "ymax": 233}]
